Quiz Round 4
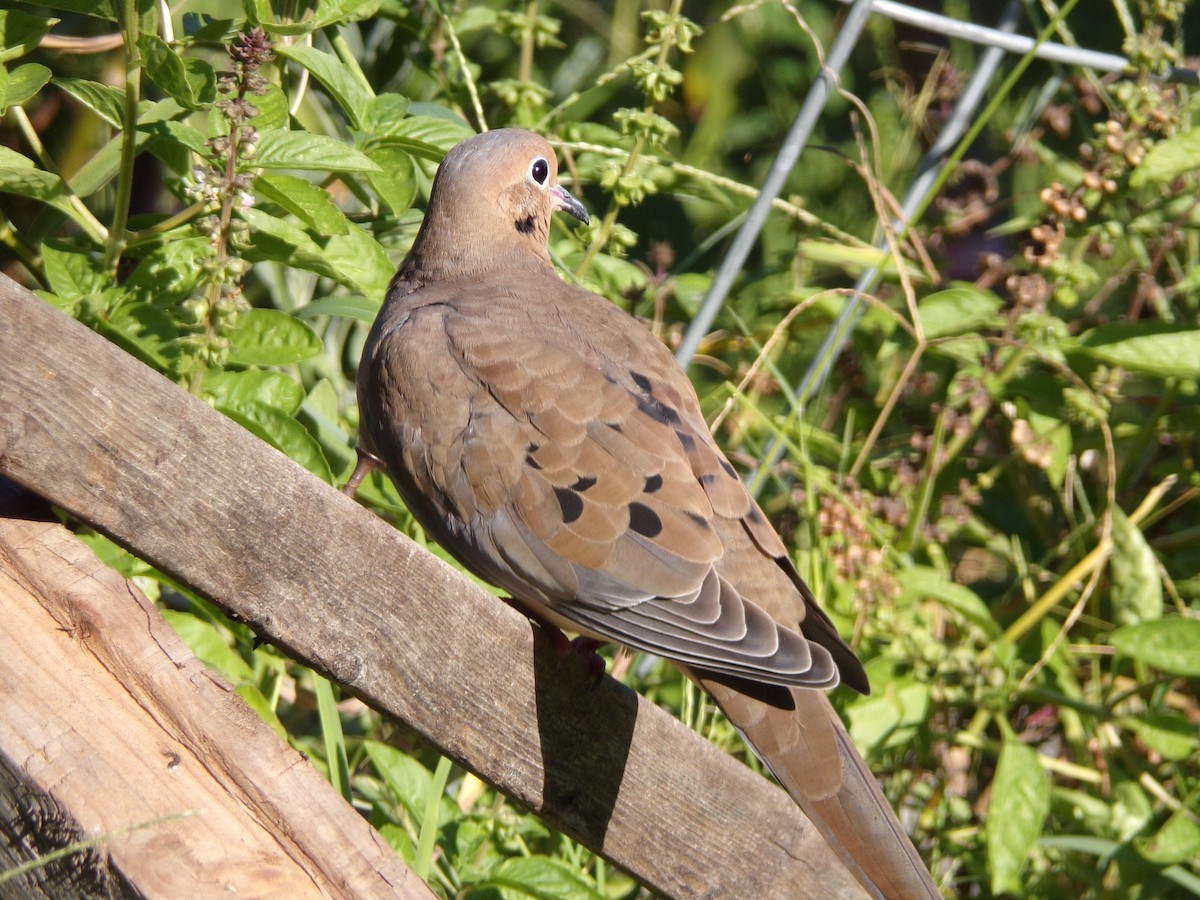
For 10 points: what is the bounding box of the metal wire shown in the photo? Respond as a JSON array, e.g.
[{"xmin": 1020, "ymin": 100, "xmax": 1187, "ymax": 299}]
[
  {"xmin": 836, "ymin": 0, "xmax": 1198, "ymax": 84},
  {"xmin": 673, "ymin": 0, "xmax": 876, "ymax": 367}
]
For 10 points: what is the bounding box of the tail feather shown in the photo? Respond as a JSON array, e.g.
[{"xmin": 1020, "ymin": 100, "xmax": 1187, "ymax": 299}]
[{"xmin": 697, "ymin": 674, "xmax": 940, "ymax": 899}]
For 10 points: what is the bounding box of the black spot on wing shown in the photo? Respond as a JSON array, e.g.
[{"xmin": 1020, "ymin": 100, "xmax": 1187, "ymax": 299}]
[
  {"xmin": 644, "ymin": 473, "xmax": 663, "ymax": 493},
  {"xmin": 572, "ymin": 475, "xmax": 597, "ymax": 491},
  {"xmin": 628, "ymin": 502, "xmax": 663, "ymax": 538},
  {"xmin": 525, "ymin": 442, "xmax": 542, "ymax": 470},
  {"xmin": 637, "ymin": 394, "xmax": 681, "ymax": 426},
  {"xmin": 674, "ymin": 430, "xmax": 696, "ymax": 451},
  {"xmin": 686, "ymin": 511, "xmax": 711, "ymax": 529},
  {"xmin": 629, "ymin": 370, "xmax": 653, "ymax": 393},
  {"xmin": 720, "ymin": 459, "xmax": 738, "ymax": 478},
  {"xmin": 554, "ymin": 487, "xmax": 584, "ymax": 523}
]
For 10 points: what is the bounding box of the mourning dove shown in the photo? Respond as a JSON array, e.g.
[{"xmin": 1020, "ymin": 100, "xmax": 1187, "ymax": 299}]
[{"xmin": 356, "ymin": 128, "xmax": 939, "ymax": 899}]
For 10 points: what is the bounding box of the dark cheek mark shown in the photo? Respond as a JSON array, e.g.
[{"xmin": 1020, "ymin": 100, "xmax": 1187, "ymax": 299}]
[
  {"xmin": 628, "ymin": 501, "xmax": 663, "ymax": 538},
  {"xmin": 643, "ymin": 473, "xmax": 663, "ymax": 493},
  {"xmin": 555, "ymin": 486, "xmax": 584, "ymax": 523},
  {"xmin": 515, "ymin": 215, "xmax": 536, "ymax": 234}
]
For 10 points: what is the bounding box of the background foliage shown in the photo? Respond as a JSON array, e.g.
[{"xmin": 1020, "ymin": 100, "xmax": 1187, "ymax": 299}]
[{"xmin": 3, "ymin": 0, "xmax": 1200, "ymax": 896}]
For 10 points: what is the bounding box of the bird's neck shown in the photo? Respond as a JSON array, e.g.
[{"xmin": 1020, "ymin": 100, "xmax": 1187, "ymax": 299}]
[{"xmin": 391, "ymin": 215, "xmax": 553, "ymax": 296}]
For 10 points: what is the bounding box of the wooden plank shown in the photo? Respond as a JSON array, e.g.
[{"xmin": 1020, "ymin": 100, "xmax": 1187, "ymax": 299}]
[
  {"xmin": 0, "ymin": 487, "xmax": 431, "ymax": 899},
  {"xmin": 0, "ymin": 274, "xmax": 866, "ymax": 899}
]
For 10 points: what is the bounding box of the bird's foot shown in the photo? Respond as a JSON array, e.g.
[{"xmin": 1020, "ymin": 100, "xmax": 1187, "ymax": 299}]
[
  {"xmin": 343, "ymin": 447, "xmax": 384, "ymax": 496},
  {"xmin": 501, "ymin": 596, "xmax": 608, "ymax": 681}
]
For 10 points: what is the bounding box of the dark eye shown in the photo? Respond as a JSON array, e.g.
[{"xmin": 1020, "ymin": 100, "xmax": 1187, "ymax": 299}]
[{"xmin": 529, "ymin": 157, "xmax": 549, "ymax": 185}]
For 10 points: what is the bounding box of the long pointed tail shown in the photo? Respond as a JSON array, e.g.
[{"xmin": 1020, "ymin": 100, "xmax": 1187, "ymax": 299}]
[{"xmin": 699, "ymin": 675, "xmax": 941, "ymax": 899}]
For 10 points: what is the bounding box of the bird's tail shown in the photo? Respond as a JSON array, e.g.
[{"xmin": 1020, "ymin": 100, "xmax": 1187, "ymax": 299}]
[{"xmin": 698, "ymin": 675, "xmax": 941, "ymax": 899}]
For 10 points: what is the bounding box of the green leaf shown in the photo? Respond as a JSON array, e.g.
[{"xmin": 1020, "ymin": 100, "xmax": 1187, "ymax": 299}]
[
  {"xmin": 486, "ymin": 856, "xmax": 604, "ymax": 900},
  {"xmin": 2, "ymin": 63, "xmax": 51, "ymax": 112},
  {"xmin": 312, "ymin": 673, "xmax": 351, "ymax": 800},
  {"xmin": 372, "ymin": 113, "xmax": 474, "ymax": 159},
  {"xmin": 845, "ymin": 679, "xmax": 930, "ymax": 753},
  {"xmin": 225, "ymin": 308, "xmax": 322, "ymax": 366},
  {"xmin": 1109, "ymin": 618, "xmax": 1200, "ymax": 677},
  {"xmin": 917, "ymin": 283, "xmax": 1004, "ymax": 339},
  {"xmin": 1135, "ymin": 809, "xmax": 1200, "ymax": 866},
  {"xmin": 235, "ymin": 684, "xmax": 287, "ymax": 740},
  {"xmin": 123, "ymin": 237, "xmax": 213, "ymax": 305},
  {"xmin": 364, "ymin": 144, "xmax": 417, "ymax": 214},
  {"xmin": 41, "ymin": 242, "xmax": 107, "ymax": 299},
  {"xmin": 259, "ymin": 0, "xmax": 381, "ymax": 35},
  {"xmin": 364, "ymin": 740, "xmax": 456, "ymax": 826},
  {"xmin": 321, "ymin": 224, "xmax": 395, "ymax": 300},
  {"xmin": 220, "ymin": 401, "xmax": 332, "ymax": 482},
  {"xmin": 277, "ymin": 45, "xmax": 373, "ymax": 128},
  {"xmin": 53, "ymin": 77, "xmax": 125, "ymax": 127},
  {"xmin": 239, "ymin": 206, "xmax": 347, "ymax": 284},
  {"xmin": 252, "ymin": 130, "xmax": 382, "ymax": 174},
  {"xmin": 147, "ymin": 118, "xmax": 209, "ymax": 155},
  {"xmin": 898, "ymin": 566, "xmax": 1000, "ymax": 637},
  {"xmin": 0, "ymin": 10, "xmax": 53, "ymax": 62},
  {"xmin": 98, "ymin": 301, "xmax": 182, "ymax": 371},
  {"xmin": 797, "ymin": 239, "xmax": 922, "ymax": 280},
  {"xmin": 987, "ymin": 737, "xmax": 1050, "ymax": 895},
  {"xmin": 201, "ymin": 369, "xmax": 305, "ymax": 415},
  {"xmin": 1112, "ymin": 779, "xmax": 1155, "ymax": 841},
  {"xmin": 0, "ymin": 147, "xmax": 78, "ymax": 219},
  {"xmin": 161, "ymin": 609, "xmax": 256, "ymax": 685},
  {"xmin": 256, "ymin": 174, "xmax": 350, "ymax": 236},
  {"xmin": 1130, "ymin": 126, "xmax": 1200, "ymax": 188},
  {"xmin": 253, "ymin": 81, "xmax": 289, "ymax": 132},
  {"xmin": 1077, "ymin": 323, "xmax": 1200, "ymax": 379},
  {"xmin": 361, "ymin": 92, "xmax": 411, "ymax": 134},
  {"xmin": 294, "ymin": 294, "xmax": 379, "ymax": 323},
  {"xmin": 1120, "ymin": 712, "xmax": 1198, "ymax": 761},
  {"xmin": 138, "ymin": 35, "xmax": 216, "ymax": 110},
  {"xmin": 1109, "ymin": 505, "xmax": 1163, "ymax": 626}
]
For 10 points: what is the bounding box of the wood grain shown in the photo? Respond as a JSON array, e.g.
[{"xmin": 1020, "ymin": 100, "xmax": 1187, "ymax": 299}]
[
  {"xmin": 0, "ymin": 274, "xmax": 867, "ymax": 899},
  {"xmin": 0, "ymin": 486, "xmax": 430, "ymax": 899}
]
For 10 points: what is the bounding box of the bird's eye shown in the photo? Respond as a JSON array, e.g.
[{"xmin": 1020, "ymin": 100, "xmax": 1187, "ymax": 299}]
[{"xmin": 529, "ymin": 157, "xmax": 550, "ymax": 186}]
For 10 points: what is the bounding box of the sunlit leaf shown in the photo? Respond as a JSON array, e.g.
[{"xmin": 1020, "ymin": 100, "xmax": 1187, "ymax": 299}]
[
  {"xmin": 1110, "ymin": 618, "xmax": 1200, "ymax": 677},
  {"xmin": 226, "ymin": 308, "xmax": 322, "ymax": 366},
  {"xmin": 1109, "ymin": 505, "xmax": 1163, "ymax": 625},
  {"xmin": 987, "ymin": 737, "xmax": 1050, "ymax": 895},
  {"xmin": 277, "ymin": 44, "xmax": 373, "ymax": 128},
  {"xmin": 252, "ymin": 130, "xmax": 381, "ymax": 173}
]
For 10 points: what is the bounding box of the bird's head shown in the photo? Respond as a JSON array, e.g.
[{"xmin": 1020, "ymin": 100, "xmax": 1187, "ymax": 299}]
[{"xmin": 407, "ymin": 129, "xmax": 589, "ymax": 279}]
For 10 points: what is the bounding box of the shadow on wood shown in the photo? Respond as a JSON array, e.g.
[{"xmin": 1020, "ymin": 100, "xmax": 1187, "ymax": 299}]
[{"xmin": 0, "ymin": 274, "xmax": 866, "ymax": 899}]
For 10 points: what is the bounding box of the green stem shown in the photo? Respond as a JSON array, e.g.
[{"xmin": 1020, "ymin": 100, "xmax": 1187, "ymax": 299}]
[
  {"xmin": 414, "ymin": 755, "xmax": 453, "ymax": 882},
  {"xmin": 106, "ymin": 0, "xmax": 142, "ymax": 274},
  {"xmin": 574, "ymin": 0, "xmax": 682, "ymax": 278},
  {"xmin": 325, "ymin": 28, "xmax": 373, "ymax": 98},
  {"xmin": 518, "ymin": 0, "xmax": 537, "ymax": 84},
  {"xmin": 10, "ymin": 107, "xmax": 108, "ymax": 245},
  {"xmin": 124, "ymin": 199, "xmax": 209, "ymax": 247}
]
